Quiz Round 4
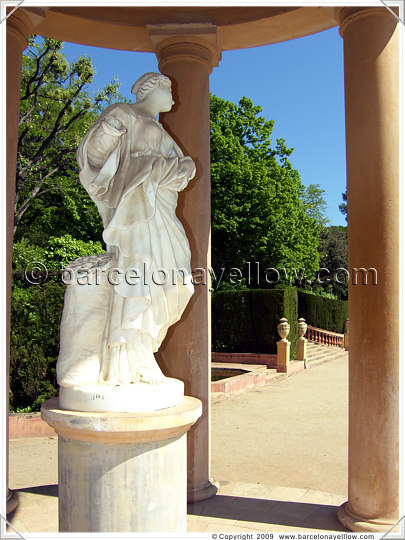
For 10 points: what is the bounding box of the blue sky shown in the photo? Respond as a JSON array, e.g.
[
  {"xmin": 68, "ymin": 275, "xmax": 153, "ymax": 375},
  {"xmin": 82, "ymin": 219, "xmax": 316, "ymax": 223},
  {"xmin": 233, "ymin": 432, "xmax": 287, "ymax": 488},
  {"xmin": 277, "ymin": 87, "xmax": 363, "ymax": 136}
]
[{"xmin": 62, "ymin": 26, "xmax": 347, "ymax": 226}]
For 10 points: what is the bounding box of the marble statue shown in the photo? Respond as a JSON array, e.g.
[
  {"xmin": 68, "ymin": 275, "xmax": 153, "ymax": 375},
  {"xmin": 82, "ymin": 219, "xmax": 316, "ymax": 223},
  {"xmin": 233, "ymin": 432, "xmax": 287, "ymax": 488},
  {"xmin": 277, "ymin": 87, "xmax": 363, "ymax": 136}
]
[{"xmin": 56, "ymin": 73, "xmax": 196, "ymax": 411}]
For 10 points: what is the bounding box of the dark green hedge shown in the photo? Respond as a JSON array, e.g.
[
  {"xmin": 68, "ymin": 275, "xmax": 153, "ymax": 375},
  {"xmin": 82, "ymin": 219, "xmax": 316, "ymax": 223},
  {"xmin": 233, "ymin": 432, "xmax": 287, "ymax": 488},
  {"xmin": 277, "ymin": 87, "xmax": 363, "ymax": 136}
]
[
  {"xmin": 9, "ymin": 278, "xmax": 63, "ymax": 411},
  {"xmin": 297, "ymin": 290, "xmax": 348, "ymax": 333},
  {"xmin": 212, "ymin": 287, "xmax": 298, "ymax": 357}
]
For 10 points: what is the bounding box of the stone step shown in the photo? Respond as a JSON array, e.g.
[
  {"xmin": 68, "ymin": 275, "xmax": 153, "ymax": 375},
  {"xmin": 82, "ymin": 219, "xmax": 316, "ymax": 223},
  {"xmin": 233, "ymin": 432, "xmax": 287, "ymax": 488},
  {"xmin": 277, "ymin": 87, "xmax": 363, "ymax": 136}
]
[
  {"xmin": 212, "ymin": 368, "xmax": 287, "ymax": 402},
  {"xmin": 265, "ymin": 370, "xmax": 286, "ymax": 383},
  {"xmin": 307, "ymin": 348, "xmax": 346, "ymax": 360},
  {"xmin": 307, "ymin": 343, "xmax": 345, "ymax": 352},
  {"xmin": 305, "ymin": 341, "xmax": 348, "ymax": 368},
  {"xmin": 307, "ymin": 343, "xmax": 345, "ymax": 353},
  {"xmin": 307, "ymin": 343, "xmax": 345, "ymax": 350},
  {"xmin": 210, "ymin": 342, "xmax": 348, "ymax": 402}
]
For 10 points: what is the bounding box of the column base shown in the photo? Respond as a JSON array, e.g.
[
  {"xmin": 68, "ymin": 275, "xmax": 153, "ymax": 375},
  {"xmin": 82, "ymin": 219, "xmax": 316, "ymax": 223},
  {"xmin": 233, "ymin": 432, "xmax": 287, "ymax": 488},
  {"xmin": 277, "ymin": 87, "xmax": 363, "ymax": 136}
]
[
  {"xmin": 187, "ymin": 479, "xmax": 219, "ymax": 503},
  {"xmin": 6, "ymin": 488, "xmax": 19, "ymax": 515},
  {"xmin": 337, "ymin": 502, "xmax": 399, "ymax": 533}
]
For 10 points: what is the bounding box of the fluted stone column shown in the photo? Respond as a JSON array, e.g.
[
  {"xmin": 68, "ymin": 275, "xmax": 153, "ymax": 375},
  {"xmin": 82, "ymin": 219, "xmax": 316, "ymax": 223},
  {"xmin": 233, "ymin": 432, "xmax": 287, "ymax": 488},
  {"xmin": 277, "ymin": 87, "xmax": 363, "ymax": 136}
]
[
  {"xmin": 152, "ymin": 31, "xmax": 220, "ymax": 502},
  {"xmin": 6, "ymin": 8, "xmax": 42, "ymax": 514},
  {"xmin": 337, "ymin": 7, "xmax": 399, "ymax": 532}
]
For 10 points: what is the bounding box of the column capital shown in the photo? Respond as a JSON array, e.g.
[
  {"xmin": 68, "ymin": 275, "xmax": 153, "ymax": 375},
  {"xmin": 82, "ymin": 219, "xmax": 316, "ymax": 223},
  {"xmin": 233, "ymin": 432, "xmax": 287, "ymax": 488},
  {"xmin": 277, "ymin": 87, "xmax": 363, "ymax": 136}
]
[
  {"xmin": 7, "ymin": 7, "xmax": 47, "ymax": 49},
  {"xmin": 148, "ymin": 24, "xmax": 222, "ymax": 73},
  {"xmin": 337, "ymin": 6, "xmax": 397, "ymax": 37}
]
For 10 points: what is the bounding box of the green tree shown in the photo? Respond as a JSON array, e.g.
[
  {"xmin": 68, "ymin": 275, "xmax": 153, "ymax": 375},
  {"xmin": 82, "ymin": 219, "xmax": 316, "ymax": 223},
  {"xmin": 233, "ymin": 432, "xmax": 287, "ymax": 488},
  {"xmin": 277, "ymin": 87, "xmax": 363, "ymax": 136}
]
[
  {"xmin": 339, "ymin": 190, "xmax": 347, "ymax": 221},
  {"xmin": 317, "ymin": 225, "xmax": 348, "ymax": 299},
  {"xmin": 300, "ymin": 183, "xmax": 329, "ymax": 229},
  {"xmin": 15, "ymin": 36, "xmax": 123, "ymax": 244},
  {"xmin": 10, "ymin": 37, "xmax": 125, "ymax": 411},
  {"xmin": 210, "ymin": 94, "xmax": 325, "ymax": 287}
]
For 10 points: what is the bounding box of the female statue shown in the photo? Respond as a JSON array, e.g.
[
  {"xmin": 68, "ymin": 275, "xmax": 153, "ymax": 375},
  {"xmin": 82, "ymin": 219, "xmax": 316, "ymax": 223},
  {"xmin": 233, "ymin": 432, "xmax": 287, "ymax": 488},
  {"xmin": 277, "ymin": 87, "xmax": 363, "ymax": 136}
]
[{"xmin": 56, "ymin": 73, "xmax": 196, "ymax": 392}]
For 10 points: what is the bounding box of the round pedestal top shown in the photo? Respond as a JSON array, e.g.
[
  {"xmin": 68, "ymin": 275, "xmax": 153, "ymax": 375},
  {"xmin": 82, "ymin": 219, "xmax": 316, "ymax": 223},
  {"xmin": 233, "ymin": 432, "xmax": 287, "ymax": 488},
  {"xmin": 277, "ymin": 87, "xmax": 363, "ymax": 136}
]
[{"xmin": 41, "ymin": 396, "xmax": 202, "ymax": 444}]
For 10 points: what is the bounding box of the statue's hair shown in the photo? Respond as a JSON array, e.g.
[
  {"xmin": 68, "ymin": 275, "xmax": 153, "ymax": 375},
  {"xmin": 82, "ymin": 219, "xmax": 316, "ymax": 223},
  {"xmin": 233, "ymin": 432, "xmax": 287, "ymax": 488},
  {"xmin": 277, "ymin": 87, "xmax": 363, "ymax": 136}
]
[{"xmin": 131, "ymin": 72, "xmax": 171, "ymax": 102}]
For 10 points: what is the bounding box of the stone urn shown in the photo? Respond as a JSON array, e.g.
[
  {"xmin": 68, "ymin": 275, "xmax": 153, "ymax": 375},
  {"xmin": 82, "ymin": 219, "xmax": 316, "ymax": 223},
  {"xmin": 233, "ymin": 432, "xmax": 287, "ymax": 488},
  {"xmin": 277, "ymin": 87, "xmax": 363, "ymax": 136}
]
[
  {"xmin": 298, "ymin": 317, "xmax": 308, "ymax": 339},
  {"xmin": 277, "ymin": 318, "xmax": 290, "ymax": 341}
]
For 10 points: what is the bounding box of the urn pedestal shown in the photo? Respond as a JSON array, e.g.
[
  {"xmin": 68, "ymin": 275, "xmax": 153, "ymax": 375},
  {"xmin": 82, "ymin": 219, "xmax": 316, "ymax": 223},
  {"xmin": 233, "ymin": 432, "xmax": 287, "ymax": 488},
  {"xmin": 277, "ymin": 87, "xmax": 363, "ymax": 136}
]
[
  {"xmin": 296, "ymin": 317, "xmax": 308, "ymax": 366},
  {"xmin": 276, "ymin": 318, "xmax": 291, "ymax": 373},
  {"xmin": 41, "ymin": 397, "xmax": 201, "ymax": 533}
]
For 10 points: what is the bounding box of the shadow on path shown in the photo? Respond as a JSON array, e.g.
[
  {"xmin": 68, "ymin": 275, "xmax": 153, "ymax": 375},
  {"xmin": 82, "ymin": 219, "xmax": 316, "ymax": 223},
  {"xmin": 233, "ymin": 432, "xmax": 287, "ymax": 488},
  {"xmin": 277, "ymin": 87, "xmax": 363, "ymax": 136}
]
[
  {"xmin": 18, "ymin": 484, "xmax": 58, "ymax": 497},
  {"xmin": 188, "ymin": 494, "xmax": 348, "ymax": 531}
]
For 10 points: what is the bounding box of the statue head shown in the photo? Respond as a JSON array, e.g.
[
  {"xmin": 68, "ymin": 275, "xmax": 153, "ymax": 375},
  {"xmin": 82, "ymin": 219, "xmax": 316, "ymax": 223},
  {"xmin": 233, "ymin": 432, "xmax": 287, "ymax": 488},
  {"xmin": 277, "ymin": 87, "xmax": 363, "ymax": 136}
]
[{"xmin": 131, "ymin": 72, "xmax": 172, "ymax": 102}]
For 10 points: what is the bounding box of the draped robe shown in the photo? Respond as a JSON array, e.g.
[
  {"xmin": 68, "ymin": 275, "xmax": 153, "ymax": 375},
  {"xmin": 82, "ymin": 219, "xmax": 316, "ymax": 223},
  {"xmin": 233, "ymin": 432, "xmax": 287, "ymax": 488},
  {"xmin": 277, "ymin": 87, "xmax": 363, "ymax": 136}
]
[{"xmin": 57, "ymin": 103, "xmax": 195, "ymax": 386}]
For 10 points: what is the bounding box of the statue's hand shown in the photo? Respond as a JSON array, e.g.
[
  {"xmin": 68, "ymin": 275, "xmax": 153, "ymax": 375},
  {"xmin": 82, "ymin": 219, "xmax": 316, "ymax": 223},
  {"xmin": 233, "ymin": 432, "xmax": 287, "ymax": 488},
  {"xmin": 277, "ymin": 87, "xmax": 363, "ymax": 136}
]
[{"xmin": 178, "ymin": 156, "xmax": 196, "ymax": 180}]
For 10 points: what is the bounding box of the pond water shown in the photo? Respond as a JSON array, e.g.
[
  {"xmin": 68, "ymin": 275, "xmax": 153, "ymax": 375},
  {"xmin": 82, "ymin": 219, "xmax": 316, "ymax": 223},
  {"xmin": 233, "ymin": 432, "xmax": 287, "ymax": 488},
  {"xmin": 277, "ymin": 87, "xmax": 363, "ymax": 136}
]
[{"xmin": 211, "ymin": 368, "xmax": 247, "ymax": 382}]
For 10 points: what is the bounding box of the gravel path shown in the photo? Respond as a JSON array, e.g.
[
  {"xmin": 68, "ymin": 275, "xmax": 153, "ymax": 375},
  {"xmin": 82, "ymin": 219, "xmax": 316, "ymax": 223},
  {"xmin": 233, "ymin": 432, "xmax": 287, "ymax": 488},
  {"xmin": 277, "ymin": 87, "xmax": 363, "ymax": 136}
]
[{"xmin": 211, "ymin": 356, "xmax": 348, "ymax": 495}]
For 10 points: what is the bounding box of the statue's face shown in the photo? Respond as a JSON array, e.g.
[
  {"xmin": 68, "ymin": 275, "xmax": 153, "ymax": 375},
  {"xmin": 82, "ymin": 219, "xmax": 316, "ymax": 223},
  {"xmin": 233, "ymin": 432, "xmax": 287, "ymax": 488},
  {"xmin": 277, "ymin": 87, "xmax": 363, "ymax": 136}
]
[{"xmin": 149, "ymin": 85, "xmax": 174, "ymax": 113}]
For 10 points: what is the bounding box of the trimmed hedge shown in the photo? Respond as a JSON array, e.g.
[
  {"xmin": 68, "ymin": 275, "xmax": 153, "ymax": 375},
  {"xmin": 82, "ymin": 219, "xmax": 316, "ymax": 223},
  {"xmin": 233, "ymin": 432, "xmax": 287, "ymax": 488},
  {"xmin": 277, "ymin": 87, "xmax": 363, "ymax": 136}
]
[
  {"xmin": 212, "ymin": 288, "xmax": 349, "ymax": 357},
  {"xmin": 212, "ymin": 287, "xmax": 298, "ymax": 357},
  {"xmin": 9, "ymin": 279, "xmax": 63, "ymax": 411},
  {"xmin": 297, "ymin": 290, "xmax": 348, "ymax": 333}
]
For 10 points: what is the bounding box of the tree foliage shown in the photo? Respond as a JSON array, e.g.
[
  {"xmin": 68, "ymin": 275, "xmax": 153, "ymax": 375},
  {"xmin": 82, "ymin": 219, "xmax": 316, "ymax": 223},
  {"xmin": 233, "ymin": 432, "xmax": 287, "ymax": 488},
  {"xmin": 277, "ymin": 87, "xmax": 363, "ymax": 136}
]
[
  {"xmin": 10, "ymin": 37, "xmax": 125, "ymax": 411},
  {"xmin": 339, "ymin": 190, "xmax": 347, "ymax": 221},
  {"xmin": 300, "ymin": 183, "xmax": 329, "ymax": 229},
  {"xmin": 317, "ymin": 225, "xmax": 348, "ymax": 299},
  {"xmin": 15, "ymin": 36, "xmax": 123, "ymax": 243},
  {"xmin": 210, "ymin": 95, "xmax": 326, "ymax": 285},
  {"xmin": 10, "ymin": 279, "xmax": 65, "ymax": 412}
]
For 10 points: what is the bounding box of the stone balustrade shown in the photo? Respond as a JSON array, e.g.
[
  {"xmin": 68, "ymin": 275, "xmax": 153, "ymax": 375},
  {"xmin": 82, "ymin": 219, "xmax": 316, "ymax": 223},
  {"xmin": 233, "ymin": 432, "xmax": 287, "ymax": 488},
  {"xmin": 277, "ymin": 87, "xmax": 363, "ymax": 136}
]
[{"xmin": 307, "ymin": 325, "xmax": 344, "ymax": 347}]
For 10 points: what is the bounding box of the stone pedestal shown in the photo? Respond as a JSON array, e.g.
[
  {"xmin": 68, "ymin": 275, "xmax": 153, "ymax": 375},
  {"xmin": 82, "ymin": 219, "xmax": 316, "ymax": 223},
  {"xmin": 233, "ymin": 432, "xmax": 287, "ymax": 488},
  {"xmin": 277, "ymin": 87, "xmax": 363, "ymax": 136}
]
[
  {"xmin": 41, "ymin": 397, "xmax": 201, "ymax": 533},
  {"xmin": 296, "ymin": 318, "xmax": 308, "ymax": 364},
  {"xmin": 276, "ymin": 340, "xmax": 290, "ymax": 373},
  {"xmin": 296, "ymin": 339, "xmax": 307, "ymax": 363}
]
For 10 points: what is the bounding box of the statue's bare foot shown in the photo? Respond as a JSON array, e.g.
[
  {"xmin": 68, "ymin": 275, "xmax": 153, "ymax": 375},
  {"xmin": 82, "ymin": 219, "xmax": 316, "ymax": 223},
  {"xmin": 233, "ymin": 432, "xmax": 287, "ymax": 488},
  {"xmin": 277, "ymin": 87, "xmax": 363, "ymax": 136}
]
[{"xmin": 139, "ymin": 368, "xmax": 165, "ymax": 385}]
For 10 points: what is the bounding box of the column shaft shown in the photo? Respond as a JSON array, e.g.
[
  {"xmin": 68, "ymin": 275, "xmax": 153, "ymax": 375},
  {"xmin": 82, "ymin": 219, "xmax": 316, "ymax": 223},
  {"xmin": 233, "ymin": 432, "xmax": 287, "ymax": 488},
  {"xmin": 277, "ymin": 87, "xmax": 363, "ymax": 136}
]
[
  {"xmin": 338, "ymin": 8, "xmax": 399, "ymax": 531},
  {"xmin": 155, "ymin": 39, "xmax": 218, "ymax": 502},
  {"xmin": 6, "ymin": 10, "xmax": 36, "ymax": 514}
]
